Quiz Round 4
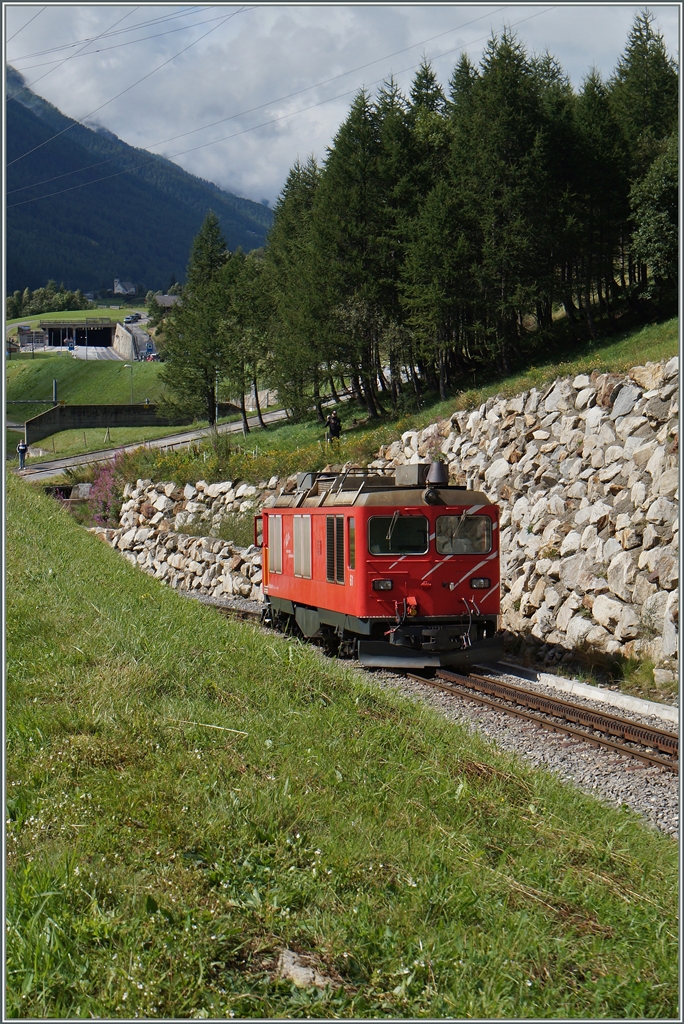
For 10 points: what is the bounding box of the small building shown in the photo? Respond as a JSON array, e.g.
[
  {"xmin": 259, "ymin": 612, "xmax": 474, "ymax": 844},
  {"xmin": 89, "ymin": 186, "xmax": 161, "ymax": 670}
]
[
  {"xmin": 114, "ymin": 278, "xmax": 136, "ymax": 296},
  {"xmin": 154, "ymin": 294, "xmax": 181, "ymax": 310},
  {"xmin": 16, "ymin": 325, "xmax": 48, "ymax": 347}
]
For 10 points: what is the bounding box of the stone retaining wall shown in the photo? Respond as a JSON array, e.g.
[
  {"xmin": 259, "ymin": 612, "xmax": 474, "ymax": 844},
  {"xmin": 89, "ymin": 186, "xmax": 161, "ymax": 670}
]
[{"xmin": 93, "ymin": 357, "xmax": 678, "ymax": 684}]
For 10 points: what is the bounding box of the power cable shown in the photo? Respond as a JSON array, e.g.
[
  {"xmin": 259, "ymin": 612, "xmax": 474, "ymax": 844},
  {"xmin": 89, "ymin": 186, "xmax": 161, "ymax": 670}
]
[
  {"xmin": 11, "ymin": 9, "xmax": 235, "ymax": 72},
  {"xmin": 6, "ymin": 5, "xmax": 558, "ymax": 211},
  {"xmin": 8, "ymin": 6, "xmax": 140, "ymax": 103},
  {"xmin": 8, "ymin": 5, "xmax": 212, "ymax": 61},
  {"xmin": 8, "ymin": 4, "xmax": 509, "ymax": 195},
  {"xmin": 7, "ymin": 6, "xmax": 250, "ymax": 168},
  {"xmin": 7, "ymin": 5, "xmax": 46, "ymax": 43}
]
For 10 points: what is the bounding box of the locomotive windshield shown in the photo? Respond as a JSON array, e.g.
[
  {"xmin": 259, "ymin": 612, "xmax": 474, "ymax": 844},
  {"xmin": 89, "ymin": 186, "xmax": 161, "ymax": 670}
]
[
  {"xmin": 436, "ymin": 514, "xmax": 491, "ymax": 554},
  {"xmin": 368, "ymin": 515, "xmax": 429, "ymax": 555}
]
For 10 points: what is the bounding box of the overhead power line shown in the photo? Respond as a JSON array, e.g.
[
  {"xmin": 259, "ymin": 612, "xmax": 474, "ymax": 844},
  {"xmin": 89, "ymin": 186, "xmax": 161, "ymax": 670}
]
[
  {"xmin": 7, "ymin": 5, "xmax": 46, "ymax": 43},
  {"xmin": 7, "ymin": 6, "xmax": 251, "ymax": 168},
  {"xmin": 8, "ymin": 4, "xmax": 509, "ymax": 196},
  {"xmin": 11, "ymin": 8, "xmax": 238, "ymax": 72},
  {"xmin": 8, "ymin": 5, "xmax": 212, "ymax": 61},
  {"xmin": 8, "ymin": 6, "xmax": 141, "ymax": 103},
  {"xmin": 6, "ymin": 5, "xmax": 558, "ymax": 212}
]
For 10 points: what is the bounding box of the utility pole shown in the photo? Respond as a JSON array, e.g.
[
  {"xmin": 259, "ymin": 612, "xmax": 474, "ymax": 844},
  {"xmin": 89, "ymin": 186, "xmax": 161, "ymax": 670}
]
[
  {"xmin": 124, "ymin": 364, "xmax": 133, "ymax": 404},
  {"xmin": 215, "ymin": 368, "xmax": 219, "ymax": 428}
]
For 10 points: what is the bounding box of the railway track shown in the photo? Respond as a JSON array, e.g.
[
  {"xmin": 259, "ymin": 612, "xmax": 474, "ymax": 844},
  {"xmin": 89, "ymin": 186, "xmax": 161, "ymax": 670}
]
[{"xmin": 406, "ymin": 669, "xmax": 678, "ymax": 773}]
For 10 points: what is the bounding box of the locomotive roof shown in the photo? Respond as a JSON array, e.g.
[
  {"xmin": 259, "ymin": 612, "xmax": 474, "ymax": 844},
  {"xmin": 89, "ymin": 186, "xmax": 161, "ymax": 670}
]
[{"xmin": 270, "ymin": 470, "xmax": 492, "ymax": 509}]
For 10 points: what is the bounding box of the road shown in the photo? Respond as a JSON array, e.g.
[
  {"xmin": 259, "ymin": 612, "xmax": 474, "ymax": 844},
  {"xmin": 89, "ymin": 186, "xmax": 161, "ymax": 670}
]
[
  {"xmin": 16, "ymin": 407, "xmax": 290, "ymax": 482},
  {"xmin": 71, "ymin": 345, "xmax": 123, "ymax": 361}
]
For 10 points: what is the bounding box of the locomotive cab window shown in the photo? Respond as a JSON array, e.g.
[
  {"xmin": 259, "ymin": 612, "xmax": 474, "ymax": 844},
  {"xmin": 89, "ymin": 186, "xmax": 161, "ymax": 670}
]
[
  {"xmin": 436, "ymin": 514, "xmax": 491, "ymax": 554},
  {"xmin": 368, "ymin": 515, "xmax": 429, "ymax": 555}
]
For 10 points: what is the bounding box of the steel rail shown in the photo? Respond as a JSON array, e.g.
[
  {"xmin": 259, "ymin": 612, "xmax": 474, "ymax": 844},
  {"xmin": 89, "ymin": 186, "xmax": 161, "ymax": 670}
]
[
  {"xmin": 442, "ymin": 669, "xmax": 678, "ymax": 755},
  {"xmin": 405, "ymin": 671, "xmax": 678, "ymax": 773}
]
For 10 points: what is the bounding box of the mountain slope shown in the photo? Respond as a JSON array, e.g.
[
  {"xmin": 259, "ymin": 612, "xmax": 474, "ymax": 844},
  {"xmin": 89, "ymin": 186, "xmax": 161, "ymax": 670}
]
[{"xmin": 6, "ymin": 66, "xmax": 273, "ymax": 293}]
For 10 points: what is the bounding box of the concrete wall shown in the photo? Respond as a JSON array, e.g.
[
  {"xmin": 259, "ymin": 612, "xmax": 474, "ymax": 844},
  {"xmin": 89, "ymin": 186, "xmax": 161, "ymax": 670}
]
[
  {"xmin": 25, "ymin": 402, "xmax": 243, "ymax": 444},
  {"xmin": 25, "ymin": 405, "xmax": 179, "ymax": 444},
  {"xmin": 113, "ymin": 323, "xmax": 137, "ymax": 361}
]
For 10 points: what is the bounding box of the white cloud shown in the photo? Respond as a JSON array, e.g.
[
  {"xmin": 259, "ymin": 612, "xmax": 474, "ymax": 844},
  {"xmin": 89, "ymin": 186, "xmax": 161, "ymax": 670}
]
[{"xmin": 5, "ymin": 3, "xmax": 680, "ymax": 205}]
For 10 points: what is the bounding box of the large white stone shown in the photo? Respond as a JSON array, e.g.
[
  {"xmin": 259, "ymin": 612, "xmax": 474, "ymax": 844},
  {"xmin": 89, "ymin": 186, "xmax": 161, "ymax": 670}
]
[
  {"xmin": 560, "ymin": 531, "xmax": 582, "ymax": 556},
  {"xmin": 615, "ymin": 606, "xmax": 640, "ymax": 641},
  {"xmin": 583, "ymin": 406, "xmax": 604, "ymax": 434},
  {"xmin": 566, "ymin": 615, "xmax": 594, "ymax": 645},
  {"xmin": 592, "ymin": 594, "xmax": 625, "ymax": 630},
  {"xmin": 556, "ymin": 594, "xmax": 581, "ymax": 631},
  {"xmin": 607, "ymin": 550, "xmax": 637, "ymax": 601},
  {"xmin": 645, "ymin": 496, "xmax": 677, "ymax": 525},
  {"xmin": 484, "ymin": 458, "xmax": 511, "ymax": 486},
  {"xmin": 559, "ymin": 552, "xmax": 587, "ymax": 589}
]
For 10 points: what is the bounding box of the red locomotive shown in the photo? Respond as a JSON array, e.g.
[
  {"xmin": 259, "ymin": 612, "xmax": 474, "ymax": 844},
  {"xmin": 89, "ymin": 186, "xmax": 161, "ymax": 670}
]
[{"xmin": 256, "ymin": 463, "xmax": 502, "ymax": 670}]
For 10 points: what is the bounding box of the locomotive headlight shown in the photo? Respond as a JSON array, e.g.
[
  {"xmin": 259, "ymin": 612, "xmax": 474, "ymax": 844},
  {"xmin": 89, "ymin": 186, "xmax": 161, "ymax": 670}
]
[
  {"xmin": 372, "ymin": 579, "xmax": 393, "ymax": 591},
  {"xmin": 470, "ymin": 577, "xmax": 491, "ymax": 589}
]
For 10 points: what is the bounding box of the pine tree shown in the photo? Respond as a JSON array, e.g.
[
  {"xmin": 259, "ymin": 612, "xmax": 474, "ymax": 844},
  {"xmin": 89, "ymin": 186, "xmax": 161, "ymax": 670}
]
[
  {"xmin": 313, "ymin": 90, "xmax": 385, "ymax": 416},
  {"xmin": 609, "ymin": 10, "xmax": 678, "ymax": 178},
  {"xmin": 184, "ymin": 211, "xmax": 228, "ymax": 296},
  {"xmin": 264, "ymin": 157, "xmax": 326, "ymax": 420},
  {"xmin": 630, "ymin": 131, "xmax": 678, "ymax": 297},
  {"xmin": 159, "ymin": 215, "xmax": 231, "ymax": 424}
]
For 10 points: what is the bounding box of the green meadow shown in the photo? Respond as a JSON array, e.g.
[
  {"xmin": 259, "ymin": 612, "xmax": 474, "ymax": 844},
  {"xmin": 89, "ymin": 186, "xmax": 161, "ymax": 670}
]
[{"xmin": 5, "ymin": 473, "xmax": 678, "ymax": 1018}]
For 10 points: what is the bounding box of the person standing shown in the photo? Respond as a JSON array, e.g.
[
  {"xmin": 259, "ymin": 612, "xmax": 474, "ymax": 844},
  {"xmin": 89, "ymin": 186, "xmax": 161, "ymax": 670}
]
[
  {"xmin": 16, "ymin": 438, "xmax": 28, "ymax": 470},
  {"xmin": 325, "ymin": 409, "xmax": 342, "ymax": 443}
]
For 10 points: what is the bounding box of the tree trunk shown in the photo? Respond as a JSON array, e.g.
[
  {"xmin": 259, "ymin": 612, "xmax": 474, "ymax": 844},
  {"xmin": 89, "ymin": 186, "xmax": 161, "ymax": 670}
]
[
  {"xmin": 313, "ymin": 376, "xmax": 325, "ymax": 423},
  {"xmin": 206, "ymin": 384, "xmax": 216, "ymax": 427},
  {"xmin": 240, "ymin": 391, "xmax": 250, "ymax": 435},
  {"xmin": 351, "ymin": 374, "xmax": 366, "ymax": 409},
  {"xmin": 327, "ymin": 372, "xmax": 340, "ymax": 403},
  {"xmin": 359, "ymin": 370, "xmax": 379, "ymax": 418},
  {"xmin": 584, "ymin": 281, "xmax": 597, "ymax": 341},
  {"xmin": 438, "ymin": 347, "xmax": 447, "ymax": 401},
  {"xmin": 253, "ymin": 374, "xmax": 267, "ymax": 430}
]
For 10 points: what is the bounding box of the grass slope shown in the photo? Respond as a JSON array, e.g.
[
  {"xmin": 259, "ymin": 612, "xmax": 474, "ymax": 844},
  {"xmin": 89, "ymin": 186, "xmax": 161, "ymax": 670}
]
[
  {"xmin": 6, "ymin": 356, "xmax": 166, "ymax": 409},
  {"xmin": 5, "ymin": 474, "xmax": 678, "ymax": 1018}
]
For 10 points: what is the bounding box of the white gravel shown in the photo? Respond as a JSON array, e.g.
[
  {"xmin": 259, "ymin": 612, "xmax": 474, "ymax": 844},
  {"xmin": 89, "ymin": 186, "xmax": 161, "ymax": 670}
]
[{"xmin": 369, "ymin": 667, "xmax": 679, "ymax": 839}]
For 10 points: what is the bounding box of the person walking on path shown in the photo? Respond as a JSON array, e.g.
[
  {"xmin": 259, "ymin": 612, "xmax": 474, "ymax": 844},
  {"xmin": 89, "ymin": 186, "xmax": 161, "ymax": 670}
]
[
  {"xmin": 16, "ymin": 439, "xmax": 28, "ymax": 470},
  {"xmin": 325, "ymin": 409, "xmax": 341, "ymax": 443}
]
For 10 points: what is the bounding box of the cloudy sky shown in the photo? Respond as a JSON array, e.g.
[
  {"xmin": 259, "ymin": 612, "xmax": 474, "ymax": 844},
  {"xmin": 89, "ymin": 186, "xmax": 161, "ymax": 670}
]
[{"xmin": 5, "ymin": 3, "xmax": 680, "ymax": 206}]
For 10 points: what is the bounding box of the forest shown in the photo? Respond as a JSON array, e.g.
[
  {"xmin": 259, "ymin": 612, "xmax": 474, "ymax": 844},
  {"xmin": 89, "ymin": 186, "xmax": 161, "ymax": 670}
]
[{"xmin": 155, "ymin": 14, "xmax": 678, "ymax": 426}]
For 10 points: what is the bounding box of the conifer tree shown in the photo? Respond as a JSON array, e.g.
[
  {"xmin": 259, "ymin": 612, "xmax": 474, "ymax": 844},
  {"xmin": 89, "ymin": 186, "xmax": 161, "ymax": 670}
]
[
  {"xmin": 313, "ymin": 90, "xmax": 385, "ymax": 416},
  {"xmin": 609, "ymin": 10, "xmax": 678, "ymax": 178}
]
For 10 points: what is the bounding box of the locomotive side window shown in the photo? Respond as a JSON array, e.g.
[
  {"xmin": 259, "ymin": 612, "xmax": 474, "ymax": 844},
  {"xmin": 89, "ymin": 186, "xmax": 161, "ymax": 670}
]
[
  {"xmin": 294, "ymin": 515, "xmax": 312, "ymax": 578},
  {"xmin": 269, "ymin": 515, "xmax": 282, "ymax": 573},
  {"xmin": 368, "ymin": 515, "xmax": 429, "ymax": 555},
  {"xmin": 348, "ymin": 517, "xmax": 355, "ymax": 570},
  {"xmin": 436, "ymin": 514, "xmax": 491, "ymax": 554},
  {"xmin": 326, "ymin": 515, "xmax": 345, "ymax": 583}
]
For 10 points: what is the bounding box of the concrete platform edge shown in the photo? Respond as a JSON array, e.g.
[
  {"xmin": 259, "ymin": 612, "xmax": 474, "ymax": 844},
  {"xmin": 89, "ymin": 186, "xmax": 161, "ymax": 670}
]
[{"xmin": 536, "ymin": 671, "xmax": 678, "ymax": 726}]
